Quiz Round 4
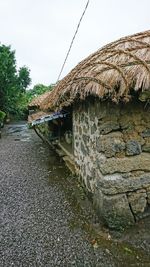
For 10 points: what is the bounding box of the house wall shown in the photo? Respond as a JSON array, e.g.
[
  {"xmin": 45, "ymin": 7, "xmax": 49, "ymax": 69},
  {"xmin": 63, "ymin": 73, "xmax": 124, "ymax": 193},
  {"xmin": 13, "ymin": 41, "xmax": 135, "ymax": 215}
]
[{"xmin": 73, "ymin": 98, "xmax": 150, "ymax": 229}]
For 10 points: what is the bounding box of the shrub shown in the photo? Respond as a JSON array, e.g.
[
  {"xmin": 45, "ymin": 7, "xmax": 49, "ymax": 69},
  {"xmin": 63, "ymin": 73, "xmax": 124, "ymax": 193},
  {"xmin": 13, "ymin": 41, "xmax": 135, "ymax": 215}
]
[{"xmin": 0, "ymin": 110, "xmax": 6, "ymax": 122}]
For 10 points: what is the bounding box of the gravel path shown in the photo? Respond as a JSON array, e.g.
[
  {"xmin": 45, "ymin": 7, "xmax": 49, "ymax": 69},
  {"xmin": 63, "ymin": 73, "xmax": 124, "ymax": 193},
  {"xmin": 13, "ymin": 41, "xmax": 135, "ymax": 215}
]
[
  {"xmin": 0, "ymin": 123, "xmax": 115, "ymax": 267},
  {"xmin": 0, "ymin": 122, "xmax": 150, "ymax": 267}
]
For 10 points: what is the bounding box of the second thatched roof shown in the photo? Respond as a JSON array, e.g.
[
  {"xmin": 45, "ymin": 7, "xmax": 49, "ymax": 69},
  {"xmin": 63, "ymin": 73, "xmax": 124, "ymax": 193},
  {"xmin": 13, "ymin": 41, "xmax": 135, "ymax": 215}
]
[
  {"xmin": 28, "ymin": 91, "xmax": 52, "ymax": 108},
  {"xmin": 40, "ymin": 30, "xmax": 150, "ymax": 111}
]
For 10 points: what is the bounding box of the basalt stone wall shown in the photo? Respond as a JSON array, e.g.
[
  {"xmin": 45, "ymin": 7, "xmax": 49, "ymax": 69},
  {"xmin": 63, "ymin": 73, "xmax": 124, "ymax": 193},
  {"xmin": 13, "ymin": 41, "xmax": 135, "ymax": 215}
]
[{"xmin": 73, "ymin": 98, "xmax": 150, "ymax": 229}]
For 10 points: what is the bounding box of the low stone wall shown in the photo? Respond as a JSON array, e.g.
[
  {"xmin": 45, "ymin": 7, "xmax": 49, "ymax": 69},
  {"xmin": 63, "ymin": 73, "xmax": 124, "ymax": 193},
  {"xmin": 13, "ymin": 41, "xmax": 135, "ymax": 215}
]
[{"xmin": 73, "ymin": 98, "xmax": 150, "ymax": 229}]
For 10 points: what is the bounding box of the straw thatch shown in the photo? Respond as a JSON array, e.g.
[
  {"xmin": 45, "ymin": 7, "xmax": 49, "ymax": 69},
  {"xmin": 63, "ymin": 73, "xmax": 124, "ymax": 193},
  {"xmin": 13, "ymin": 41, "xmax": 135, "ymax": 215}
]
[
  {"xmin": 28, "ymin": 91, "xmax": 52, "ymax": 108},
  {"xmin": 41, "ymin": 30, "xmax": 150, "ymax": 111}
]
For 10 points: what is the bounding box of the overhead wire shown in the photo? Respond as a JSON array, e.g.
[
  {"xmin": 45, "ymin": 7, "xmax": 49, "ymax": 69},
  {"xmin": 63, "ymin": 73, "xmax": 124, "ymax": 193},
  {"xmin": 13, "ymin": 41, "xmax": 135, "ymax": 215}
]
[{"xmin": 56, "ymin": 0, "xmax": 90, "ymax": 83}]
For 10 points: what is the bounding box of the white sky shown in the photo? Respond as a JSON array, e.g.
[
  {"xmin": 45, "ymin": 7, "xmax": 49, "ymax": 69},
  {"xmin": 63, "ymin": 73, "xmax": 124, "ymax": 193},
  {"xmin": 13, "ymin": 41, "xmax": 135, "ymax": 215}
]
[{"xmin": 0, "ymin": 0, "xmax": 149, "ymax": 87}]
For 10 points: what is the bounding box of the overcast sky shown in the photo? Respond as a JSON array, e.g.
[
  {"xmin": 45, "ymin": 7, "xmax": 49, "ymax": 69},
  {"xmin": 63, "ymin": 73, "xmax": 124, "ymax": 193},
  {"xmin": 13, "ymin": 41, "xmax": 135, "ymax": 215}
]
[{"xmin": 0, "ymin": 0, "xmax": 149, "ymax": 87}]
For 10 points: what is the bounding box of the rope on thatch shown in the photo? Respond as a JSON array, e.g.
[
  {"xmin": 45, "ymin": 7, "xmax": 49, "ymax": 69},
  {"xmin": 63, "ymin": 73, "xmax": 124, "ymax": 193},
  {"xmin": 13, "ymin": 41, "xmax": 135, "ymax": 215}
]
[
  {"xmin": 40, "ymin": 30, "xmax": 150, "ymax": 111},
  {"xmin": 104, "ymin": 49, "xmax": 150, "ymax": 72}
]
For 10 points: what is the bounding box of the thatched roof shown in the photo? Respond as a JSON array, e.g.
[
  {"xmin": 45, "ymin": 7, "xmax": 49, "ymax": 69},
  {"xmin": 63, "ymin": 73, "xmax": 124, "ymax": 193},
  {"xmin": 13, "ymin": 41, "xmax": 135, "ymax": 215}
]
[
  {"xmin": 28, "ymin": 91, "xmax": 52, "ymax": 108},
  {"xmin": 41, "ymin": 30, "xmax": 150, "ymax": 110}
]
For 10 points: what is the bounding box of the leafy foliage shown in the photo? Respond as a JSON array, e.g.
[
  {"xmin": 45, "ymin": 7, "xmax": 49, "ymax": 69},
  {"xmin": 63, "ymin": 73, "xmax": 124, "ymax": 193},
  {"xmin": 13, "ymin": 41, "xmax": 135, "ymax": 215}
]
[
  {"xmin": 26, "ymin": 84, "xmax": 53, "ymax": 103},
  {"xmin": 0, "ymin": 45, "xmax": 17, "ymax": 112},
  {"xmin": 18, "ymin": 66, "xmax": 31, "ymax": 92},
  {"xmin": 0, "ymin": 110, "xmax": 6, "ymax": 122},
  {"xmin": 0, "ymin": 43, "xmax": 54, "ymax": 120},
  {"xmin": 15, "ymin": 84, "xmax": 54, "ymax": 119},
  {"xmin": 0, "ymin": 44, "xmax": 31, "ymax": 117}
]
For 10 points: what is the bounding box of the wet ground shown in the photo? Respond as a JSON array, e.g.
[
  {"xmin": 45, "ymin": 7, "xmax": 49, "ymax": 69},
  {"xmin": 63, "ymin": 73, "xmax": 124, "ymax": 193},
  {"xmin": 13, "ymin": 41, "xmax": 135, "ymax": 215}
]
[{"xmin": 0, "ymin": 122, "xmax": 150, "ymax": 267}]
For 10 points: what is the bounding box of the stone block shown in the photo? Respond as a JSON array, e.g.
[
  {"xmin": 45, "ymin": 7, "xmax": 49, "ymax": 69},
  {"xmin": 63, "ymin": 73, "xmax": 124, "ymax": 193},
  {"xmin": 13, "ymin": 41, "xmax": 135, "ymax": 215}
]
[
  {"xmin": 142, "ymin": 137, "xmax": 150, "ymax": 152},
  {"xmin": 96, "ymin": 133, "xmax": 125, "ymax": 158},
  {"xmin": 135, "ymin": 125, "xmax": 146, "ymax": 133},
  {"xmin": 126, "ymin": 140, "xmax": 142, "ymax": 156},
  {"xmin": 128, "ymin": 189, "xmax": 147, "ymax": 216},
  {"xmin": 83, "ymin": 125, "xmax": 88, "ymax": 134},
  {"xmin": 123, "ymin": 131, "xmax": 145, "ymax": 145},
  {"xmin": 98, "ymin": 121, "xmax": 120, "ymax": 135},
  {"xmin": 96, "ymin": 153, "xmax": 107, "ymax": 166},
  {"xmin": 99, "ymin": 193, "xmax": 135, "ymax": 229},
  {"xmin": 82, "ymin": 134, "xmax": 89, "ymax": 144},
  {"xmin": 75, "ymin": 141, "xmax": 79, "ymax": 147},
  {"xmin": 81, "ymin": 142, "xmax": 89, "ymax": 155},
  {"xmin": 99, "ymin": 153, "xmax": 150, "ymax": 175},
  {"xmin": 141, "ymin": 129, "xmax": 150, "ymax": 137},
  {"xmin": 79, "ymin": 126, "xmax": 82, "ymax": 135},
  {"xmin": 97, "ymin": 173, "xmax": 150, "ymax": 195},
  {"xmin": 119, "ymin": 117, "xmax": 133, "ymax": 130},
  {"xmin": 91, "ymin": 123, "xmax": 97, "ymax": 134},
  {"xmin": 142, "ymin": 145, "xmax": 150, "ymax": 153}
]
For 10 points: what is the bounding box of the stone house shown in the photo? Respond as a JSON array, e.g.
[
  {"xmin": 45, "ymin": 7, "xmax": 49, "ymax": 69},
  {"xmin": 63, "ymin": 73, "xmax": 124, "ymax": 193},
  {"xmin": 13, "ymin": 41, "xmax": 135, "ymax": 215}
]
[{"xmin": 30, "ymin": 30, "xmax": 150, "ymax": 229}]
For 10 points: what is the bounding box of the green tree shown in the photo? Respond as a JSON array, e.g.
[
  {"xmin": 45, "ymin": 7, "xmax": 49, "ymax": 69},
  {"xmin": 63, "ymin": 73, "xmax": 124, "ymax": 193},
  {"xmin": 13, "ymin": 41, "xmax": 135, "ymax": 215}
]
[
  {"xmin": 0, "ymin": 44, "xmax": 17, "ymax": 111},
  {"xmin": 18, "ymin": 66, "xmax": 31, "ymax": 92},
  {"xmin": 0, "ymin": 44, "xmax": 31, "ymax": 117},
  {"xmin": 26, "ymin": 83, "xmax": 53, "ymax": 102}
]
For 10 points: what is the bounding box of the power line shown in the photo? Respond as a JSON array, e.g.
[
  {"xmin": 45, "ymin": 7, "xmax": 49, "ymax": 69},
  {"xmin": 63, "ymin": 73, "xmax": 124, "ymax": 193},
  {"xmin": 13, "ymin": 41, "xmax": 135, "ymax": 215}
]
[{"xmin": 56, "ymin": 0, "xmax": 90, "ymax": 83}]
